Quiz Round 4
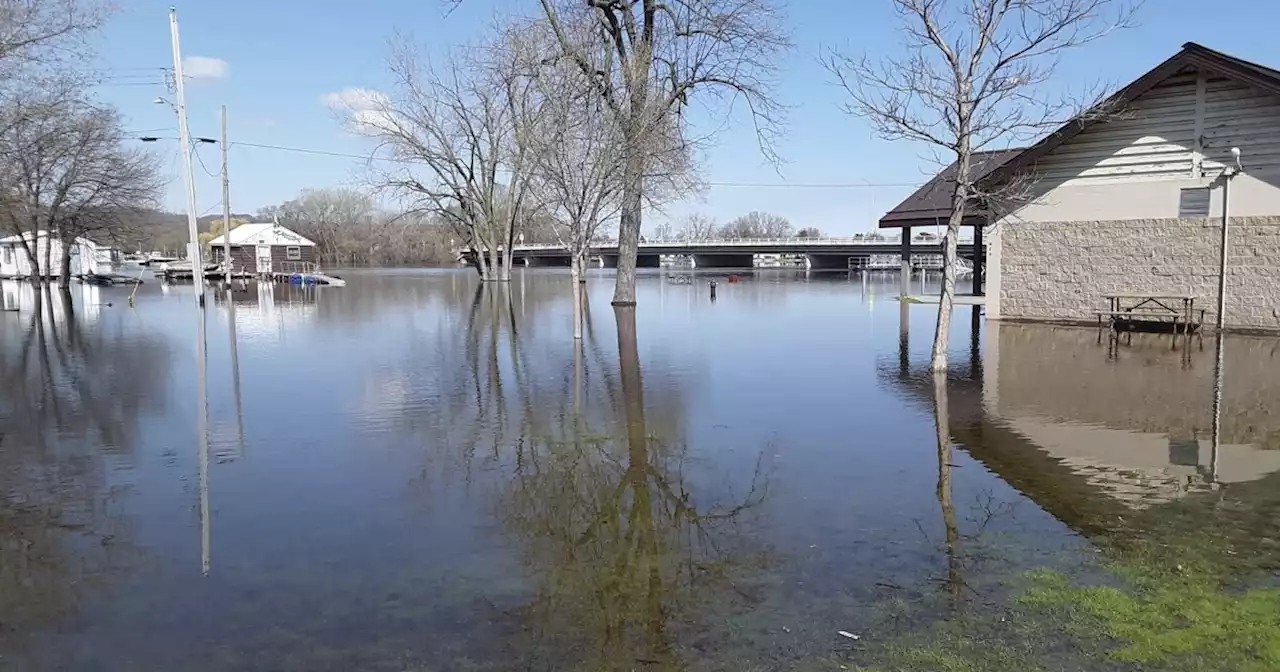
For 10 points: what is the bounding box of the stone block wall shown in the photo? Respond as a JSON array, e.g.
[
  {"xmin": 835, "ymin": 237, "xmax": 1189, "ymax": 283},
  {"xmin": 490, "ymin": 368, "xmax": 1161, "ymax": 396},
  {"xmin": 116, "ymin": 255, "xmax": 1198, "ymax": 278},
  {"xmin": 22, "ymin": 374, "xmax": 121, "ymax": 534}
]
[{"xmin": 998, "ymin": 216, "xmax": 1280, "ymax": 332}]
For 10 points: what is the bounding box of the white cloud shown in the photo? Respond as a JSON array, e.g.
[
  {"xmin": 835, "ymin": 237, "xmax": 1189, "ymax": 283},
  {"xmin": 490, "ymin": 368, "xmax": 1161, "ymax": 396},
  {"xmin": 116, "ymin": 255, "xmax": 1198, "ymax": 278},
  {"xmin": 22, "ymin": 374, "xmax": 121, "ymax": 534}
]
[
  {"xmin": 321, "ymin": 87, "xmax": 395, "ymax": 135},
  {"xmin": 183, "ymin": 56, "xmax": 228, "ymax": 80}
]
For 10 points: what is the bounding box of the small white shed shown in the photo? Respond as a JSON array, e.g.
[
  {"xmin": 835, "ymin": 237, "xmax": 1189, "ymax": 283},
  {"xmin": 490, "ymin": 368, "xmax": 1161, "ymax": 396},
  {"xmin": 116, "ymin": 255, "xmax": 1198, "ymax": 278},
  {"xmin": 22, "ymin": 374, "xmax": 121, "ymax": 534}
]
[{"xmin": 0, "ymin": 231, "xmax": 101, "ymax": 279}]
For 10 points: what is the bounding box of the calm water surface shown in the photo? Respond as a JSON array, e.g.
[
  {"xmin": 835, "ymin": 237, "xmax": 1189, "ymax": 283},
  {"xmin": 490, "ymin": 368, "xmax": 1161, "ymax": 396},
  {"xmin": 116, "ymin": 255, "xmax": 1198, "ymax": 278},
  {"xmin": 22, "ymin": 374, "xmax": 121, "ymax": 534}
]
[{"xmin": 1, "ymin": 269, "xmax": 1278, "ymax": 671}]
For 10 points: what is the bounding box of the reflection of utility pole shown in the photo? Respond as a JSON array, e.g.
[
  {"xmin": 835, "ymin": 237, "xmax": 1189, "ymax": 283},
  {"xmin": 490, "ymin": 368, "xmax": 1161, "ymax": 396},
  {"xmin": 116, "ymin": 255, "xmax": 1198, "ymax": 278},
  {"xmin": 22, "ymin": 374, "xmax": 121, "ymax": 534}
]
[
  {"xmin": 196, "ymin": 304, "xmax": 211, "ymax": 575},
  {"xmin": 227, "ymin": 289, "xmax": 246, "ymax": 457}
]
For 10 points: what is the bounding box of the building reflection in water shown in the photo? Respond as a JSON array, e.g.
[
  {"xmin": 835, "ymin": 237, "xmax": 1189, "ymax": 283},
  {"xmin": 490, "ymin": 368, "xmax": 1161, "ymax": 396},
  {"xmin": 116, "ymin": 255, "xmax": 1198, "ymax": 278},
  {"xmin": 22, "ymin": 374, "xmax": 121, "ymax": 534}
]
[
  {"xmin": 884, "ymin": 309, "xmax": 1280, "ymax": 604},
  {"xmin": 981, "ymin": 324, "xmax": 1280, "ymax": 508}
]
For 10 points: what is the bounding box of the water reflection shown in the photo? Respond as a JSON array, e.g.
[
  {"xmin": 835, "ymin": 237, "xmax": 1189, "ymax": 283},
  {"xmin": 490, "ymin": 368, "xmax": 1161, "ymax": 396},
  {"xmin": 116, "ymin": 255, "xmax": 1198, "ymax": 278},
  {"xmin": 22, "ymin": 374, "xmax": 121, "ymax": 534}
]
[
  {"xmin": 885, "ymin": 318, "xmax": 1280, "ymax": 572},
  {"xmin": 498, "ymin": 305, "xmax": 770, "ymax": 670},
  {"xmin": 2, "ymin": 270, "xmax": 1278, "ymax": 669},
  {"xmin": 0, "ymin": 286, "xmax": 168, "ymax": 643}
]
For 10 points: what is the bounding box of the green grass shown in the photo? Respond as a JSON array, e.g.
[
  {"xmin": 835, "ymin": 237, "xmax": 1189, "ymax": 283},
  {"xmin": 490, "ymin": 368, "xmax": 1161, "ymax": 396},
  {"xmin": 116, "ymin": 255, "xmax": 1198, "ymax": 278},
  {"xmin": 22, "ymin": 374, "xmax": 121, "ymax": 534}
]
[{"xmin": 1018, "ymin": 569, "xmax": 1280, "ymax": 671}]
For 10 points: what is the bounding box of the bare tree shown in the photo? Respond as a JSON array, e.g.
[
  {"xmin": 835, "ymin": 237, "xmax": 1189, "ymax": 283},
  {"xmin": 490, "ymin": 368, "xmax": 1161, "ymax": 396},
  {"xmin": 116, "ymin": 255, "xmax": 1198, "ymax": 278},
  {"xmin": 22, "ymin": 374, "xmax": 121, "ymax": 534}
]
[
  {"xmin": 824, "ymin": 0, "xmax": 1135, "ymax": 371},
  {"xmin": 508, "ymin": 21, "xmax": 626, "ymax": 339},
  {"xmin": 536, "ymin": 0, "xmax": 789, "ymax": 306},
  {"xmin": 719, "ymin": 210, "xmax": 793, "ymax": 238},
  {"xmin": 675, "ymin": 213, "xmax": 718, "ymax": 241},
  {"xmin": 263, "ymin": 187, "xmax": 375, "ymax": 264},
  {"xmin": 50, "ymin": 108, "xmax": 164, "ymax": 286},
  {"xmin": 796, "ymin": 226, "xmax": 823, "ymax": 238},
  {"xmin": 353, "ymin": 37, "xmax": 538, "ymax": 282}
]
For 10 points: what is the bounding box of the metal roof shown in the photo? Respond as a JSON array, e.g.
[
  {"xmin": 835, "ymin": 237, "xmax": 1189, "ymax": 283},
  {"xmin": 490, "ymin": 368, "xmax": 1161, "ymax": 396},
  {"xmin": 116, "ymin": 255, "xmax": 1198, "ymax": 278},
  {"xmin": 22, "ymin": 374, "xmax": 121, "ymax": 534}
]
[
  {"xmin": 879, "ymin": 42, "xmax": 1280, "ymax": 229},
  {"xmin": 878, "ymin": 149, "xmax": 1023, "ymax": 229},
  {"xmin": 207, "ymin": 222, "xmax": 316, "ymax": 247},
  {"xmin": 983, "ymin": 42, "xmax": 1280, "ymax": 186}
]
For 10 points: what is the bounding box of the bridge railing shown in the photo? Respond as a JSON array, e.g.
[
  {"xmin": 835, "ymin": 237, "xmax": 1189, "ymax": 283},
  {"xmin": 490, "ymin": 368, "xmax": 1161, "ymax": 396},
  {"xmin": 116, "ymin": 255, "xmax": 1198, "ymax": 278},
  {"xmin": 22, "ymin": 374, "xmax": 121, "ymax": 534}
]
[{"xmin": 461, "ymin": 235, "xmax": 977, "ymax": 254}]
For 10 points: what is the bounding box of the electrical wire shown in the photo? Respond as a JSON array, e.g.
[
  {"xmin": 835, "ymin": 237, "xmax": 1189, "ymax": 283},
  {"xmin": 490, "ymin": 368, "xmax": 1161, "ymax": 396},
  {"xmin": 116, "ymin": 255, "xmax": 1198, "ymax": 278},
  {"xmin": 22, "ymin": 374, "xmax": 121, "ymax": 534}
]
[
  {"xmin": 227, "ymin": 141, "xmax": 919, "ymax": 188},
  {"xmin": 192, "ymin": 144, "xmax": 220, "ymax": 178},
  {"xmin": 130, "ymin": 134, "xmax": 922, "ymax": 189}
]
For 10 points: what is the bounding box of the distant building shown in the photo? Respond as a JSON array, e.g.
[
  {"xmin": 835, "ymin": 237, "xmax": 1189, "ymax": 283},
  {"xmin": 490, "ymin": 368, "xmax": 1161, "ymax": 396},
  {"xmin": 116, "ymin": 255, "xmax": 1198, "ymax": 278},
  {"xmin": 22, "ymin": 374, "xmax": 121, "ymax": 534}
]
[
  {"xmin": 880, "ymin": 42, "xmax": 1280, "ymax": 332},
  {"xmin": 207, "ymin": 222, "xmax": 318, "ymax": 274},
  {"xmin": 0, "ymin": 231, "xmax": 101, "ymax": 279}
]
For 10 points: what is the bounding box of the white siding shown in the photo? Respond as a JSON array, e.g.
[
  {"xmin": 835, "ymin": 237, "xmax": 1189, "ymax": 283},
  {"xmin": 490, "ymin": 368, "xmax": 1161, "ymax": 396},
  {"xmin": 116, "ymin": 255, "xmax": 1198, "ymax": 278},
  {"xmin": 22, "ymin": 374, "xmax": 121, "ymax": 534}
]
[
  {"xmin": 0, "ymin": 235, "xmax": 98, "ymax": 277},
  {"xmin": 1031, "ymin": 73, "xmax": 1198, "ymax": 188},
  {"xmin": 1004, "ymin": 67, "xmax": 1280, "ymax": 224},
  {"xmin": 1202, "ymin": 77, "xmax": 1280, "ymax": 172}
]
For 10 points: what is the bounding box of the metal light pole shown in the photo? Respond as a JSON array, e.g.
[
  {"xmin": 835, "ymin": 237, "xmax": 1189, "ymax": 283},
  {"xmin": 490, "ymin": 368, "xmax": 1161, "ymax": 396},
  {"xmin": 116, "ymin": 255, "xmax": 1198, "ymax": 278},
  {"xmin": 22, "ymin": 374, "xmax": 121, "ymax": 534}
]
[
  {"xmin": 1215, "ymin": 147, "xmax": 1243, "ymax": 332},
  {"xmin": 169, "ymin": 6, "xmax": 206, "ymax": 304}
]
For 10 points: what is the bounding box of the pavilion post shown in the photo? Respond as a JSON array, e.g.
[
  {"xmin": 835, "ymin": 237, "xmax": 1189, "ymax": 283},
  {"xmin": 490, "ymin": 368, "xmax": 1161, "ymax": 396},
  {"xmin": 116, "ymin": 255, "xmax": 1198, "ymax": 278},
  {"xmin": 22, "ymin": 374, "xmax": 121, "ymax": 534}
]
[{"xmin": 900, "ymin": 226, "xmax": 912, "ymax": 298}]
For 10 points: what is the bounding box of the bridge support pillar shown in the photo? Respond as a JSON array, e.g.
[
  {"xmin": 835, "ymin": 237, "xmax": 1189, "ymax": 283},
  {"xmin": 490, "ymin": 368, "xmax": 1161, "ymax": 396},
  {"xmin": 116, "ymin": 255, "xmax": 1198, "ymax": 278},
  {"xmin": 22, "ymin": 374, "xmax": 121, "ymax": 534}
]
[{"xmin": 900, "ymin": 226, "xmax": 911, "ymax": 298}]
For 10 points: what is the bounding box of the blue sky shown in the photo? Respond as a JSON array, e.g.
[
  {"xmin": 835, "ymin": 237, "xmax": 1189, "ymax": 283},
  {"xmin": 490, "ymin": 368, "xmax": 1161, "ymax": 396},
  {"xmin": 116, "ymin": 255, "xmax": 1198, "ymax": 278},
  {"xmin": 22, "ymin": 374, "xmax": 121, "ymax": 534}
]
[{"xmin": 94, "ymin": 0, "xmax": 1280, "ymax": 235}]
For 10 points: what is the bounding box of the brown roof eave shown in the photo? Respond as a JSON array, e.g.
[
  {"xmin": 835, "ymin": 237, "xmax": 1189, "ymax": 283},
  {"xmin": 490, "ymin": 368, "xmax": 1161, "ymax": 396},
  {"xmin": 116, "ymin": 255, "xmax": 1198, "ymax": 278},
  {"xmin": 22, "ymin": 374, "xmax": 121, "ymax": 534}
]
[{"xmin": 878, "ymin": 212, "xmax": 991, "ymax": 229}]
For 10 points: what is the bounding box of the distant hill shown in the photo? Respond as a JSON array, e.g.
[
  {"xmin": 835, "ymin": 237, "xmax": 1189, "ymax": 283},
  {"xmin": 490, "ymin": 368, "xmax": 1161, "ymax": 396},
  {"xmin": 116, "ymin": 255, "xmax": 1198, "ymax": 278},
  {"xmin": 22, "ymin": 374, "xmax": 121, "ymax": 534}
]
[{"xmin": 108, "ymin": 210, "xmax": 258, "ymax": 254}]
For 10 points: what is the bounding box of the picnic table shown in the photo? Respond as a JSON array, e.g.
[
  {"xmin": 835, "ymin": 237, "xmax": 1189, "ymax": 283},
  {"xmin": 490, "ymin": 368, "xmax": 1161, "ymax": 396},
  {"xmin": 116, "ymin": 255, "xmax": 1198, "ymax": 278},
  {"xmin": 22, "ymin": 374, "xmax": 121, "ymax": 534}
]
[{"xmin": 1096, "ymin": 294, "xmax": 1203, "ymax": 334}]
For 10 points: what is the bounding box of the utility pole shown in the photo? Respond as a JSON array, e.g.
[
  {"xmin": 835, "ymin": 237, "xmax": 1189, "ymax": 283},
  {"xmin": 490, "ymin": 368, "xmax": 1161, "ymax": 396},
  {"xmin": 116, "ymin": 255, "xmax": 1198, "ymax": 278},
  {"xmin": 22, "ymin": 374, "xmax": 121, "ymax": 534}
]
[
  {"xmin": 169, "ymin": 6, "xmax": 206, "ymax": 304},
  {"xmin": 221, "ymin": 105, "xmax": 231, "ymax": 284}
]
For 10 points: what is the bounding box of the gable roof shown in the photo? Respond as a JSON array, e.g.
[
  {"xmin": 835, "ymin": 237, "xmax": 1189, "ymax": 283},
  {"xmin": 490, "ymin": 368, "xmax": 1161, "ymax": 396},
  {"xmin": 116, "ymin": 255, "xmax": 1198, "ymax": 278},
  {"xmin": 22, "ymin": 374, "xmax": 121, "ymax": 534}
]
[
  {"xmin": 983, "ymin": 42, "xmax": 1280, "ymax": 186},
  {"xmin": 878, "ymin": 149, "xmax": 1023, "ymax": 228},
  {"xmin": 208, "ymin": 222, "xmax": 315, "ymax": 247}
]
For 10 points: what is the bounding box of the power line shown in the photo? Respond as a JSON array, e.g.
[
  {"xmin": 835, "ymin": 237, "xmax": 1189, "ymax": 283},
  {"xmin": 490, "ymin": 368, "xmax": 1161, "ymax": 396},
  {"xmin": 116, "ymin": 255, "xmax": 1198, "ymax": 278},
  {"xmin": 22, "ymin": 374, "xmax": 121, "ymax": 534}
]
[
  {"xmin": 127, "ymin": 135, "xmax": 923, "ymax": 190},
  {"xmin": 226, "ymin": 140, "xmax": 919, "ymax": 188},
  {"xmin": 192, "ymin": 144, "xmax": 221, "ymax": 178}
]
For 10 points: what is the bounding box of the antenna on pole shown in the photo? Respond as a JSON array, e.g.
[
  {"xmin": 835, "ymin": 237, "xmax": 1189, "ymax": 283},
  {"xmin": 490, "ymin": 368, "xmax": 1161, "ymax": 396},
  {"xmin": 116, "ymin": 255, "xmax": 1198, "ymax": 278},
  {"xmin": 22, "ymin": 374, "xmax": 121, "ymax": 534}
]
[{"xmin": 169, "ymin": 6, "xmax": 206, "ymax": 304}]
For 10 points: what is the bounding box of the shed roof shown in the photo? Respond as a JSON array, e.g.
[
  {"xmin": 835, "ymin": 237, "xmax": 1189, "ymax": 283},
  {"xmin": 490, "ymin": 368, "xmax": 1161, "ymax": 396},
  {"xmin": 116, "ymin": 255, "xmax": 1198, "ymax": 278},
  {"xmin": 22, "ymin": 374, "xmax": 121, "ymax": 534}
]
[
  {"xmin": 878, "ymin": 149, "xmax": 1023, "ymax": 228},
  {"xmin": 208, "ymin": 222, "xmax": 315, "ymax": 247},
  {"xmin": 982, "ymin": 42, "xmax": 1280, "ymax": 185},
  {"xmin": 879, "ymin": 42, "xmax": 1280, "ymax": 229}
]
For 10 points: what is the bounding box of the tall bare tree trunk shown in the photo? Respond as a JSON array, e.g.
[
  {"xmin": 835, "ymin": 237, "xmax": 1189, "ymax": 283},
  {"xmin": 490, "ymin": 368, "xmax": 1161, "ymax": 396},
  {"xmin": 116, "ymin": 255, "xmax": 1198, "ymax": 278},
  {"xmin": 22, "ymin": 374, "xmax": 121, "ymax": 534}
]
[
  {"xmin": 42, "ymin": 232, "xmax": 54, "ymax": 287},
  {"xmin": 488, "ymin": 247, "xmax": 503, "ymax": 282},
  {"xmin": 931, "ymin": 139, "xmax": 971, "ymax": 372},
  {"xmin": 23, "ymin": 240, "xmax": 42, "ymax": 287},
  {"xmin": 613, "ymin": 150, "xmax": 644, "ymax": 306},
  {"xmin": 473, "ymin": 242, "xmax": 490, "ymax": 280},
  {"xmin": 58, "ymin": 238, "xmax": 73, "ymax": 288},
  {"xmin": 571, "ymin": 253, "xmax": 584, "ymax": 340},
  {"xmin": 501, "ymin": 247, "xmax": 514, "ymax": 282}
]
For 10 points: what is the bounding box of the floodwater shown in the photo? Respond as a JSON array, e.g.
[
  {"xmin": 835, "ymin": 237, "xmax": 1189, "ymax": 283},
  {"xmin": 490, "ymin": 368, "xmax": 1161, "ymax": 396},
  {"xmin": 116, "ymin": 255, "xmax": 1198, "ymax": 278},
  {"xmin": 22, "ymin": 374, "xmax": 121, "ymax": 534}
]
[{"xmin": 1, "ymin": 269, "xmax": 1278, "ymax": 671}]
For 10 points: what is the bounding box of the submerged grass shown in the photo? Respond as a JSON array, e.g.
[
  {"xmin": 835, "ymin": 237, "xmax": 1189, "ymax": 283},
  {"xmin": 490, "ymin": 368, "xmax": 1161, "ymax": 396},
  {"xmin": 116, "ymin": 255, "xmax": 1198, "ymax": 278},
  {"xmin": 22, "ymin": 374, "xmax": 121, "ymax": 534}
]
[
  {"xmin": 837, "ymin": 497, "xmax": 1280, "ymax": 672},
  {"xmin": 1018, "ymin": 568, "xmax": 1280, "ymax": 671}
]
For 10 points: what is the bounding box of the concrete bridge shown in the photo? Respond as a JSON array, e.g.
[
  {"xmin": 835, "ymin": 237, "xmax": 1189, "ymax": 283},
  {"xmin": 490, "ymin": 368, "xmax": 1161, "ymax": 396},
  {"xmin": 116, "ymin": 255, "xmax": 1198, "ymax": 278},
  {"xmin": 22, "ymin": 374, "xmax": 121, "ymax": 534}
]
[{"xmin": 459, "ymin": 236, "xmax": 978, "ymax": 271}]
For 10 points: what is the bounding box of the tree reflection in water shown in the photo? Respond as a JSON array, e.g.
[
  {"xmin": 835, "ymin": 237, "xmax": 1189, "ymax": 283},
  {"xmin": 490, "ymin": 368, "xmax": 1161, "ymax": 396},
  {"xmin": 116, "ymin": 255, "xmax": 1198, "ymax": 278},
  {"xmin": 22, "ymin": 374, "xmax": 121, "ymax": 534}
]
[
  {"xmin": 0, "ymin": 289, "xmax": 167, "ymax": 645},
  {"xmin": 492, "ymin": 304, "xmax": 771, "ymax": 670}
]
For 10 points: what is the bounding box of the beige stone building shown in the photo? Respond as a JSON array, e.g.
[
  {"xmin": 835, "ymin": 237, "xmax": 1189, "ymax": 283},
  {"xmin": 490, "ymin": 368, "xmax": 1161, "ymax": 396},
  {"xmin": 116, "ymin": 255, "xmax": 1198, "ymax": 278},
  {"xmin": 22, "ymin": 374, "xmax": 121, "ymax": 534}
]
[{"xmin": 881, "ymin": 43, "xmax": 1280, "ymax": 332}]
